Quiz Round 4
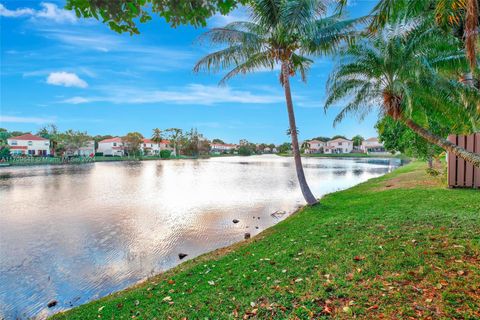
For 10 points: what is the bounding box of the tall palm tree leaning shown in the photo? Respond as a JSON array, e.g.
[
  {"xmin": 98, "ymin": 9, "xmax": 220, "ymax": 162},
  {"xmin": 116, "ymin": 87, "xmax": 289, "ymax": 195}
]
[
  {"xmin": 194, "ymin": 0, "xmax": 361, "ymax": 205},
  {"xmin": 325, "ymin": 21, "xmax": 480, "ymax": 167},
  {"xmin": 370, "ymin": 0, "xmax": 479, "ymax": 87},
  {"xmin": 151, "ymin": 128, "xmax": 162, "ymax": 156}
]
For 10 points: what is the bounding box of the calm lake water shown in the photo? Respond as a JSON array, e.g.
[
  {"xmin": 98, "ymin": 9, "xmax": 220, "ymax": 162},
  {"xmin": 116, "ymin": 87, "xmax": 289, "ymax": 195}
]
[{"xmin": 0, "ymin": 155, "xmax": 401, "ymax": 319}]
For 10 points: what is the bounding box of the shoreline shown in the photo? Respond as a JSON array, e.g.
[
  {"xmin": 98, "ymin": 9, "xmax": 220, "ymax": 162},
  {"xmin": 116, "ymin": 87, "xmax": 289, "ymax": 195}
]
[
  {"xmin": 0, "ymin": 154, "xmax": 243, "ymax": 167},
  {"xmin": 0, "ymin": 153, "xmax": 406, "ymax": 168}
]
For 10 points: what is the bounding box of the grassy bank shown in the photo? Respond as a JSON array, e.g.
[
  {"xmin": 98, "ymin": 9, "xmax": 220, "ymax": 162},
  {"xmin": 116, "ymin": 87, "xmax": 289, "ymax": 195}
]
[{"xmin": 52, "ymin": 162, "xmax": 479, "ymax": 319}]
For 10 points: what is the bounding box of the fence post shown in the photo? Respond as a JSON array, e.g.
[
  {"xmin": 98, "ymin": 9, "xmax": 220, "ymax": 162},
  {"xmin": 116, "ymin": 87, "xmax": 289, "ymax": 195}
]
[{"xmin": 447, "ymin": 135, "xmax": 457, "ymax": 187}]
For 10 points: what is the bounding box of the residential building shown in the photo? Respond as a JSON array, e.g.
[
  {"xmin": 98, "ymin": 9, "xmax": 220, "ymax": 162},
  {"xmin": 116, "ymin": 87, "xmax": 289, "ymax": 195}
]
[
  {"xmin": 305, "ymin": 140, "xmax": 326, "ymax": 154},
  {"xmin": 140, "ymin": 138, "xmax": 160, "ymax": 155},
  {"xmin": 324, "ymin": 138, "xmax": 353, "ymax": 154},
  {"xmin": 74, "ymin": 140, "xmax": 95, "ymax": 156},
  {"xmin": 97, "ymin": 137, "xmax": 124, "ymax": 156},
  {"xmin": 361, "ymin": 137, "xmax": 388, "ymax": 155},
  {"xmin": 211, "ymin": 143, "xmax": 236, "ymax": 153},
  {"xmin": 7, "ymin": 133, "xmax": 51, "ymax": 156},
  {"xmin": 159, "ymin": 140, "xmax": 174, "ymax": 151}
]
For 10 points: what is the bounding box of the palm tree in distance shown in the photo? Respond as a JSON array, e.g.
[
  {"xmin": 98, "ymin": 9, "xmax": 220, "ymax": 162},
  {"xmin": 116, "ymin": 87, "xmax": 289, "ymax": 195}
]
[
  {"xmin": 165, "ymin": 128, "xmax": 182, "ymax": 157},
  {"xmin": 151, "ymin": 128, "xmax": 162, "ymax": 156},
  {"xmin": 194, "ymin": 0, "xmax": 362, "ymax": 205},
  {"xmin": 325, "ymin": 21, "xmax": 480, "ymax": 167}
]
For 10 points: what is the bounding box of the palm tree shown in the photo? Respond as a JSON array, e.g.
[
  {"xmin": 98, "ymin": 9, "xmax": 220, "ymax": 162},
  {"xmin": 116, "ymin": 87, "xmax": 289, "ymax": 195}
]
[
  {"xmin": 194, "ymin": 0, "xmax": 362, "ymax": 205},
  {"xmin": 370, "ymin": 0, "xmax": 479, "ymax": 79},
  {"xmin": 165, "ymin": 128, "xmax": 182, "ymax": 157},
  {"xmin": 325, "ymin": 21, "xmax": 480, "ymax": 167},
  {"xmin": 151, "ymin": 128, "xmax": 162, "ymax": 156}
]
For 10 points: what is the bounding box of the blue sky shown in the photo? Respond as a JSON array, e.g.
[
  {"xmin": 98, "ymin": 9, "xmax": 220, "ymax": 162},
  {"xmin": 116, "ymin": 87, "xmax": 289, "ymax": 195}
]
[{"xmin": 1, "ymin": 0, "xmax": 379, "ymax": 144}]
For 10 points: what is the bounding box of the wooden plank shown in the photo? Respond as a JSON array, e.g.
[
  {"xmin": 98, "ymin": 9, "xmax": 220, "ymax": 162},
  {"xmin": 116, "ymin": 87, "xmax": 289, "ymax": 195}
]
[
  {"xmin": 476, "ymin": 133, "xmax": 480, "ymax": 188},
  {"xmin": 448, "ymin": 135, "xmax": 457, "ymax": 187},
  {"xmin": 457, "ymin": 136, "xmax": 466, "ymax": 187},
  {"xmin": 465, "ymin": 134, "xmax": 475, "ymax": 187}
]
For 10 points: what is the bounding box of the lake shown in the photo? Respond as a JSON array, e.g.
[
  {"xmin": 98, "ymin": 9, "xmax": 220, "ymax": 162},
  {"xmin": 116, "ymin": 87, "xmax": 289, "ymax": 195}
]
[{"xmin": 0, "ymin": 155, "xmax": 401, "ymax": 319}]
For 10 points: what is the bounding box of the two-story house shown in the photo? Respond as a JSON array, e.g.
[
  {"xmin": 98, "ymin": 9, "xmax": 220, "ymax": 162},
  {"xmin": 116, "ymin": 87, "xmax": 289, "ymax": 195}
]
[
  {"xmin": 305, "ymin": 140, "xmax": 326, "ymax": 154},
  {"xmin": 324, "ymin": 138, "xmax": 353, "ymax": 154},
  {"xmin": 7, "ymin": 133, "xmax": 51, "ymax": 156},
  {"xmin": 97, "ymin": 137, "xmax": 124, "ymax": 156},
  {"xmin": 140, "ymin": 139, "xmax": 160, "ymax": 156},
  {"xmin": 361, "ymin": 137, "xmax": 387, "ymax": 154},
  {"xmin": 211, "ymin": 143, "xmax": 236, "ymax": 153}
]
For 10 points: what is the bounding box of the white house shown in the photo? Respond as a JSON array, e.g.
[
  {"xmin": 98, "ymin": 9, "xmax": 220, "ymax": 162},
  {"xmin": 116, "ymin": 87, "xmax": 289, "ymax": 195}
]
[
  {"xmin": 159, "ymin": 140, "xmax": 174, "ymax": 152},
  {"xmin": 361, "ymin": 137, "xmax": 388, "ymax": 155},
  {"xmin": 305, "ymin": 140, "xmax": 326, "ymax": 154},
  {"xmin": 211, "ymin": 143, "xmax": 236, "ymax": 153},
  {"xmin": 68, "ymin": 140, "xmax": 95, "ymax": 156},
  {"xmin": 140, "ymin": 138, "xmax": 160, "ymax": 155},
  {"xmin": 324, "ymin": 138, "xmax": 353, "ymax": 154},
  {"xmin": 7, "ymin": 133, "xmax": 51, "ymax": 156},
  {"xmin": 97, "ymin": 137, "xmax": 124, "ymax": 156}
]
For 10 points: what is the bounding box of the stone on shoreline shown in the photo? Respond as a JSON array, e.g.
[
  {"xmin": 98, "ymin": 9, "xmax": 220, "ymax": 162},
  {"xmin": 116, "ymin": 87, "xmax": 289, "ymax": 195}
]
[
  {"xmin": 178, "ymin": 253, "xmax": 188, "ymax": 259},
  {"xmin": 232, "ymin": 219, "xmax": 239, "ymax": 224},
  {"xmin": 244, "ymin": 233, "xmax": 251, "ymax": 239}
]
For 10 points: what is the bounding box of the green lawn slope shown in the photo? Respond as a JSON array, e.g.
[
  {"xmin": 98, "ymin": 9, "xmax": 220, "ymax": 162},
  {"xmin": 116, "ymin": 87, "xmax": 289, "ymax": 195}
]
[{"xmin": 52, "ymin": 162, "xmax": 480, "ymax": 319}]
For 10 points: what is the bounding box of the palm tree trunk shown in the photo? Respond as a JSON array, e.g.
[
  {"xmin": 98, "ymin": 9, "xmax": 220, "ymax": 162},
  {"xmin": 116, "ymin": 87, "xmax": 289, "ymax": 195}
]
[
  {"xmin": 281, "ymin": 62, "xmax": 318, "ymax": 205},
  {"xmin": 402, "ymin": 117, "xmax": 480, "ymax": 168}
]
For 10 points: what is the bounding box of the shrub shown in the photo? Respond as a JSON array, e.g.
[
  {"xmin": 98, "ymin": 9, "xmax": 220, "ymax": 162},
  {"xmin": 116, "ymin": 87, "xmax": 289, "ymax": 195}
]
[
  {"xmin": 238, "ymin": 146, "xmax": 252, "ymax": 156},
  {"xmin": 160, "ymin": 150, "xmax": 172, "ymax": 159}
]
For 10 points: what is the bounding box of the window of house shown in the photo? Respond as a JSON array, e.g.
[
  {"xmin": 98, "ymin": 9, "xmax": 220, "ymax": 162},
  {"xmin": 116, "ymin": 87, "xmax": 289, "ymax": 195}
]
[
  {"xmin": 11, "ymin": 140, "xmax": 17, "ymax": 145},
  {"xmin": 113, "ymin": 143, "xmax": 117, "ymax": 146},
  {"xmin": 28, "ymin": 141, "xmax": 33, "ymax": 146},
  {"xmin": 338, "ymin": 142, "xmax": 342, "ymax": 145}
]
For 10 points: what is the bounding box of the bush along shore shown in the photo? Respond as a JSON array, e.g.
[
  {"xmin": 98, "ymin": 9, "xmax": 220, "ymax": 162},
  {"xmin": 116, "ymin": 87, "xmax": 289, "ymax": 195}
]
[
  {"xmin": 51, "ymin": 162, "xmax": 479, "ymax": 319},
  {"xmin": 0, "ymin": 154, "xmax": 231, "ymax": 167}
]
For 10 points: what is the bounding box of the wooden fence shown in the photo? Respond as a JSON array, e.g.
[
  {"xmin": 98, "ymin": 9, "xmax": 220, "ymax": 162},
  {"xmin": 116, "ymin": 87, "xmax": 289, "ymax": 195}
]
[{"xmin": 448, "ymin": 133, "xmax": 480, "ymax": 188}]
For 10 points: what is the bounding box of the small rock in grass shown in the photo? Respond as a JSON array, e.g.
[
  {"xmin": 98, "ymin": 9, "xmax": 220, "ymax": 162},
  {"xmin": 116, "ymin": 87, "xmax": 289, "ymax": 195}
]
[{"xmin": 178, "ymin": 253, "xmax": 188, "ymax": 259}]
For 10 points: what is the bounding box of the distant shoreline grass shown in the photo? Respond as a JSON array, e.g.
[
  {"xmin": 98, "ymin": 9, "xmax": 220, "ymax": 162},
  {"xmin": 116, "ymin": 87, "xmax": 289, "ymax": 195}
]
[
  {"xmin": 51, "ymin": 162, "xmax": 479, "ymax": 319},
  {"xmin": 0, "ymin": 154, "xmax": 241, "ymax": 167},
  {"xmin": 278, "ymin": 152, "xmax": 408, "ymax": 159}
]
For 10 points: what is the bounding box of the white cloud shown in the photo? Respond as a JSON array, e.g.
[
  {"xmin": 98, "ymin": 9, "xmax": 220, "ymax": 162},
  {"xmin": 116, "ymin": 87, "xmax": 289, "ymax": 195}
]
[
  {"xmin": 60, "ymin": 84, "xmax": 284, "ymax": 105},
  {"xmin": 46, "ymin": 72, "xmax": 88, "ymax": 88},
  {"xmin": 208, "ymin": 7, "xmax": 251, "ymax": 27},
  {"xmin": 0, "ymin": 115, "xmax": 54, "ymax": 124},
  {"xmin": 0, "ymin": 4, "xmax": 34, "ymax": 17},
  {"xmin": 0, "ymin": 2, "xmax": 76, "ymax": 23},
  {"xmin": 62, "ymin": 96, "xmax": 90, "ymax": 104}
]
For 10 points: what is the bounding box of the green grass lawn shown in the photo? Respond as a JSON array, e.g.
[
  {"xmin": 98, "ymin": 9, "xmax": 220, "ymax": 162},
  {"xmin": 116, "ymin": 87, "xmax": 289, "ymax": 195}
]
[{"xmin": 52, "ymin": 162, "xmax": 480, "ymax": 319}]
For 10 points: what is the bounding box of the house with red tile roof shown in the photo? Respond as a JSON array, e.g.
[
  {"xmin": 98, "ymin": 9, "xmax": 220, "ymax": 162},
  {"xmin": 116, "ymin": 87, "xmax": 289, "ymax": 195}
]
[
  {"xmin": 304, "ymin": 140, "xmax": 326, "ymax": 154},
  {"xmin": 324, "ymin": 138, "xmax": 353, "ymax": 154},
  {"xmin": 97, "ymin": 137, "xmax": 125, "ymax": 156},
  {"xmin": 7, "ymin": 133, "xmax": 51, "ymax": 156},
  {"xmin": 361, "ymin": 137, "xmax": 388, "ymax": 155},
  {"xmin": 210, "ymin": 143, "xmax": 236, "ymax": 153}
]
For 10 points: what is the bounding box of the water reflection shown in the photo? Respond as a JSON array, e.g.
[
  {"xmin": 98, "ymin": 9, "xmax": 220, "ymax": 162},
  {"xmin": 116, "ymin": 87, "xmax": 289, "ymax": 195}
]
[{"xmin": 0, "ymin": 155, "xmax": 400, "ymax": 319}]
